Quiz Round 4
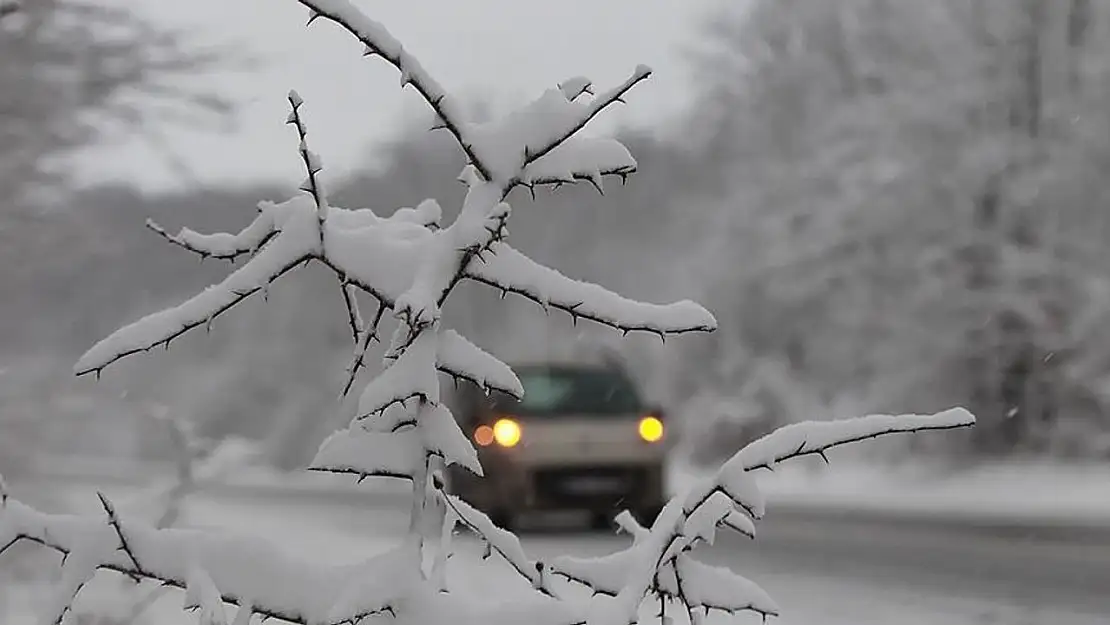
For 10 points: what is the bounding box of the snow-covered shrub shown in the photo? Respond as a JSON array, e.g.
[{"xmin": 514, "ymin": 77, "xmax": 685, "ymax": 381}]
[
  {"xmin": 0, "ymin": 2, "xmax": 976, "ymax": 624},
  {"xmin": 63, "ymin": 410, "xmax": 254, "ymax": 625}
]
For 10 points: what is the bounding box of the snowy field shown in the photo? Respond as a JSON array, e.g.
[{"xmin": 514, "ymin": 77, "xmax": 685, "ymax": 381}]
[{"xmin": 3, "ymin": 471, "xmax": 1108, "ymax": 625}]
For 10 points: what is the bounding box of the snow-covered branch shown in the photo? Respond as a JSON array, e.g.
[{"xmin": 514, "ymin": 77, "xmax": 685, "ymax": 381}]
[
  {"xmin": 47, "ymin": 3, "xmax": 982, "ymax": 625},
  {"xmin": 295, "ymin": 0, "xmax": 494, "ymax": 181},
  {"xmin": 564, "ymin": 409, "xmax": 976, "ymax": 625},
  {"xmin": 466, "ymin": 242, "xmax": 717, "ymax": 337},
  {"xmin": 0, "ymin": 496, "xmax": 421, "ymax": 625},
  {"xmin": 510, "ymin": 65, "xmax": 651, "ymax": 189},
  {"xmin": 144, "ymin": 210, "xmax": 277, "ymax": 262}
]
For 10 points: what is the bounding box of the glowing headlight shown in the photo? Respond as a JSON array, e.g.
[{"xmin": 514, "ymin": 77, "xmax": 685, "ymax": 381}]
[
  {"xmin": 493, "ymin": 418, "xmax": 522, "ymax": 447},
  {"xmin": 638, "ymin": 416, "xmax": 664, "ymax": 443}
]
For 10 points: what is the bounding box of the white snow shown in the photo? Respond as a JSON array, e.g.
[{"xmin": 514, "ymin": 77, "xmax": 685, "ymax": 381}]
[
  {"xmin": 437, "ymin": 329, "xmax": 523, "ymax": 398},
  {"xmin": 421, "ymin": 403, "xmax": 482, "ymax": 476},
  {"xmin": 440, "ymin": 493, "xmax": 545, "ymax": 589},
  {"xmin": 674, "ymin": 456, "xmax": 1110, "ymax": 529},
  {"xmin": 145, "ymin": 206, "xmax": 275, "ymax": 259},
  {"xmin": 356, "ymin": 327, "xmax": 440, "ymax": 418},
  {"xmin": 731, "ymin": 409, "xmax": 976, "ymax": 472},
  {"xmin": 309, "ymin": 424, "xmax": 422, "ymax": 480},
  {"xmin": 5, "ymin": 481, "xmax": 1107, "ymax": 625},
  {"xmin": 468, "ymin": 241, "xmax": 717, "ymax": 335},
  {"xmin": 519, "ymin": 135, "xmax": 636, "ymax": 188},
  {"xmin": 184, "ymin": 562, "xmax": 228, "ymax": 625}
]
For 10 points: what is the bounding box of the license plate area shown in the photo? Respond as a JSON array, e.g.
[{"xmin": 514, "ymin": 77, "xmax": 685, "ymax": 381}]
[
  {"xmin": 560, "ymin": 475, "xmax": 627, "ymax": 495},
  {"xmin": 533, "ymin": 467, "xmax": 645, "ymax": 503}
]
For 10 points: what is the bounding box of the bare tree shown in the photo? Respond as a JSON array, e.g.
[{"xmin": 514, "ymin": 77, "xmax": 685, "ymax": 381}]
[{"xmin": 0, "ymin": 0, "xmax": 235, "ymax": 206}]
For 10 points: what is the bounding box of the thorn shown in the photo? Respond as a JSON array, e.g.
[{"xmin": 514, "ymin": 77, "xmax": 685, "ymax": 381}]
[
  {"xmin": 305, "ymin": 9, "xmax": 322, "ymax": 26},
  {"xmin": 819, "ymin": 451, "xmax": 831, "ymax": 465}
]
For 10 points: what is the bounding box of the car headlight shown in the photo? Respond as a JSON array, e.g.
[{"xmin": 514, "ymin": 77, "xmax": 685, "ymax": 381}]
[
  {"xmin": 493, "ymin": 418, "xmax": 522, "ymax": 447},
  {"xmin": 638, "ymin": 415, "xmax": 664, "ymax": 443}
]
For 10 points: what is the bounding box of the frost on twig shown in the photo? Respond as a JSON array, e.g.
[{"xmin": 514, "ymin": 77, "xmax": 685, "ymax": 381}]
[{"xmin": 27, "ymin": 1, "xmax": 978, "ymax": 624}]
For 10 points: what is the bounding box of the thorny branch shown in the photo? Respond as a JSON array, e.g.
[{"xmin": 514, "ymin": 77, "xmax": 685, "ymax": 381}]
[
  {"xmin": 144, "ymin": 218, "xmax": 276, "ymax": 262},
  {"xmin": 513, "ymin": 65, "xmax": 652, "ymax": 182},
  {"xmin": 97, "ymin": 493, "xmax": 144, "ymax": 581},
  {"xmin": 41, "ymin": 2, "xmax": 981, "ymax": 625},
  {"xmin": 295, "ymin": 0, "xmax": 495, "ymax": 182}
]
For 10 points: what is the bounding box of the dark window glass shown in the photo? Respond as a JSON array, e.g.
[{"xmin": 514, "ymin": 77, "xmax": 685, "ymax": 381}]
[{"xmin": 493, "ymin": 365, "xmax": 643, "ymax": 416}]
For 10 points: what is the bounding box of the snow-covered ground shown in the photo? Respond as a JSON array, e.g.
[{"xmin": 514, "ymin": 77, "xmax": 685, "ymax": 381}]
[
  {"xmin": 673, "ymin": 458, "xmax": 1110, "ymax": 529},
  {"xmin": 2, "ymin": 477, "xmax": 1108, "ymax": 625},
  {"xmin": 36, "ymin": 453, "xmax": 1110, "ymax": 529}
]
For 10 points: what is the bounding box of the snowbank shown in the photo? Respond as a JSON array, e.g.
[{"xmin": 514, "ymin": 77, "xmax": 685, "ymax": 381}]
[{"xmin": 669, "ymin": 459, "xmax": 1110, "ymax": 530}]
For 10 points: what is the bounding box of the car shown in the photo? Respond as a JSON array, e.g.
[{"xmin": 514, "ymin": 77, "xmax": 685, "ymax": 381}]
[{"xmin": 445, "ymin": 359, "xmax": 668, "ymax": 531}]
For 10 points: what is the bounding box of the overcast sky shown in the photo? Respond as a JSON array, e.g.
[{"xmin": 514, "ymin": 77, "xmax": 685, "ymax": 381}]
[{"xmin": 70, "ymin": 0, "xmax": 725, "ymax": 192}]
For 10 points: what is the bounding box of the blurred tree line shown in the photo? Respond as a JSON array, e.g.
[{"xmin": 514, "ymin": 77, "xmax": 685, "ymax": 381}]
[
  {"xmin": 4, "ymin": 0, "xmax": 1110, "ymax": 473},
  {"xmin": 676, "ymin": 0, "xmax": 1110, "ymax": 462}
]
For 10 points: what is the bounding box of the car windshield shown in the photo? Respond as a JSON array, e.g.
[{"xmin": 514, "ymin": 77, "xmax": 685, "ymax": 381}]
[{"xmin": 495, "ymin": 366, "xmax": 644, "ymax": 416}]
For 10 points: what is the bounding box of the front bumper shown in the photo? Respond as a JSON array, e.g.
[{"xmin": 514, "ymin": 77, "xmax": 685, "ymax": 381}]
[{"xmin": 448, "ymin": 458, "xmax": 665, "ymax": 516}]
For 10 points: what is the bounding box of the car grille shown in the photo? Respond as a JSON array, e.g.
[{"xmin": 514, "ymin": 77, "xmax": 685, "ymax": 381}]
[{"xmin": 532, "ymin": 466, "xmax": 652, "ymax": 507}]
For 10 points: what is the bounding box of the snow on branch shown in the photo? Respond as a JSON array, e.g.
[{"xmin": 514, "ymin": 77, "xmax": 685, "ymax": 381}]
[
  {"xmin": 56, "ymin": 5, "xmax": 982, "ymax": 625},
  {"xmin": 508, "ymin": 66, "xmax": 651, "ymax": 189},
  {"xmin": 436, "ymin": 491, "xmax": 552, "ymax": 594},
  {"xmin": 299, "ymin": 0, "xmax": 649, "ymax": 192},
  {"xmin": 518, "ymin": 136, "xmax": 637, "ymax": 194},
  {"xmin": 464, "ymin": 65, "xmax": 650, "ymax": 186},
  {"xmin": 727, "ymin": 408, "xmax": 977, "ymax": 473},
  {"xmin": 467, "ymin": 242, "xmax": 717, "ymax": 337},
  {"xmin": 296, "ymin": 0, "xmax": 495, "ymax": 181},
  {"xmin": 567, "ymin": 409, "xmax": 976, "ymax": 625},
  {"xmin": 308, "ymin": 425, "xmax": 423, "ymax": 480},
  {"xmin": 145, "ymin": 207, "xmax": 277, "ymax": 262},
  {"xmin": 0, "ymin": 495, "xmax": 424, "ymax": 625},
  {"xmin": 76, "ymin": 196, "xmax": 323, "ymax": 377},
  {"xmin": 437, "ymin": 329, "xmax": 523, "ymax": 399},
  {"xmin": 357, "ymin": 325, "xmax": 440, "ymax": 418}
]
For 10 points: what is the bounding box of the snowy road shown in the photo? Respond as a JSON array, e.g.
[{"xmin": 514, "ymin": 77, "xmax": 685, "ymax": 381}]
[{"xmin": 8, "ymin": 478, "xmax": 1109, "ymax": 625}]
